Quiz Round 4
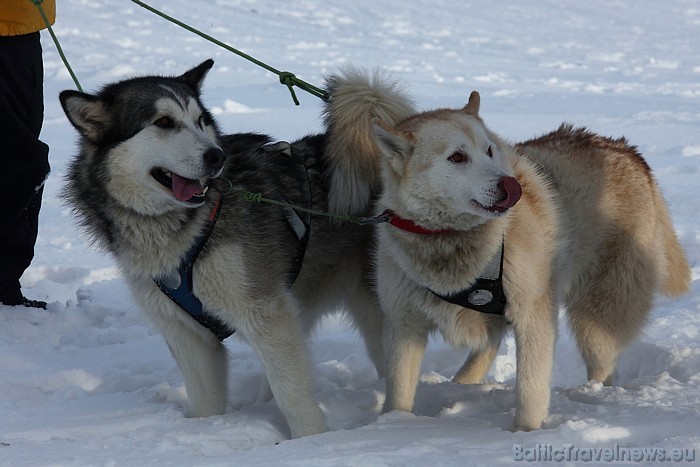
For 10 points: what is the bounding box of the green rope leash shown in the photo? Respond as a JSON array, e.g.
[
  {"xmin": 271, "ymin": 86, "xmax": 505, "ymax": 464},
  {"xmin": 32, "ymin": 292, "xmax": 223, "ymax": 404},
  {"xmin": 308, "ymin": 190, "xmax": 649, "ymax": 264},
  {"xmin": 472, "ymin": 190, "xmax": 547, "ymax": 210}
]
[
  {"xmin": 238, "ymin": 189, "xmax": 359, "ymax": 223},
  {"xmin": 130, "ymin": 0, "xmax": 329, "ymax": 105},
  {"xmin": 30, "ymin": 0, "xmax": 83, "ymax": 92},
  {"xmin": 214, "ymin": 179, "xmax": 386, "ymax": 226}
]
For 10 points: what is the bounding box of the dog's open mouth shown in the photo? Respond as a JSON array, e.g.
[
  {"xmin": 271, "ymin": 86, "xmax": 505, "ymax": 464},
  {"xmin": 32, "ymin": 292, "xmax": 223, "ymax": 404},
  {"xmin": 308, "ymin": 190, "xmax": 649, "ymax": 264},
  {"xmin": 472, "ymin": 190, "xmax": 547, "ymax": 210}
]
[{"xmin": 151, "ymin": 168, "xmax": 208, "ymax": 203}]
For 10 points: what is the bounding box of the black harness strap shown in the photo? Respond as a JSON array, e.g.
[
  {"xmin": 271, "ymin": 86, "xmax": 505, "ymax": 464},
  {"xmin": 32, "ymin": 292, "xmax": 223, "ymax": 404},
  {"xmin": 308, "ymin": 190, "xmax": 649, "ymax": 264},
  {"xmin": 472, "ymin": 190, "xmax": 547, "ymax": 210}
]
[{"xmin": 430, "ymin": 241, "xmax": 507, "ymax": 316}]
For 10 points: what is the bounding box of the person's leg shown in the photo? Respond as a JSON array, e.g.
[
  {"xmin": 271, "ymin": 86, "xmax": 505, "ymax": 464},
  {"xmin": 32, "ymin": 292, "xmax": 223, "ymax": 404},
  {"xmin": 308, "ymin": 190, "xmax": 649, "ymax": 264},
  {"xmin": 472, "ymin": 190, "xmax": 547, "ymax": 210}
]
[{"xmin": 0, "ymin": 33, "xmax": 50, "ymax": 307}]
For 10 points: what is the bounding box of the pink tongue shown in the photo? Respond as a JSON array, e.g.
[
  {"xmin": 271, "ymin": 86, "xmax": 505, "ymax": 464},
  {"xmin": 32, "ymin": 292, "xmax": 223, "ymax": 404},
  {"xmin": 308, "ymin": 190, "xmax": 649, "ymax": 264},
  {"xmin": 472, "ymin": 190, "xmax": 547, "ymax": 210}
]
[
  {"xmin": 494, "ymin": 176, "xmax": 522, "ymax": 210},
  {"xmin": 171, "ymin": 173, "xmax": 203, "ymax": 201}
]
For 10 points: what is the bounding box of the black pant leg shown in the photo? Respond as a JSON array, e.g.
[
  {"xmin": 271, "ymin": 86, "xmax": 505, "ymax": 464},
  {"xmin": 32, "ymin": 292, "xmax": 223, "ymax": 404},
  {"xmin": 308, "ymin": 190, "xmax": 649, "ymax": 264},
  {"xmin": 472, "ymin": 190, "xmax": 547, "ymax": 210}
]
[{"xmin": 0, "ymin": 33, "xmax": 50, "ymax": 304}]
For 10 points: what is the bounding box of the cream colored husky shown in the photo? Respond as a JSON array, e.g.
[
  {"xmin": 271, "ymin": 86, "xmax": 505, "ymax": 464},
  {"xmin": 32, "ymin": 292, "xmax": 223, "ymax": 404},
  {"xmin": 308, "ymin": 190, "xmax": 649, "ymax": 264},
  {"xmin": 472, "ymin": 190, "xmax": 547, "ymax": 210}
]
[{"xmin": 372, "ymin": 91, "xmax": 690, "ymax": 430}]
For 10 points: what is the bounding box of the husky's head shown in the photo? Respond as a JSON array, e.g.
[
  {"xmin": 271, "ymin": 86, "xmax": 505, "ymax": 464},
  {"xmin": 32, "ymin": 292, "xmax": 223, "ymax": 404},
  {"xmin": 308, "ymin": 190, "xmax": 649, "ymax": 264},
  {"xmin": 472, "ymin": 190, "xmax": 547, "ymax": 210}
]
[
  {"xmin": 373, "ymin": 91, "xmax": 522, "ymax": 229},
  {"xmin": 60, "ymin": 60, "xmax": 225, "ymax": 215}
]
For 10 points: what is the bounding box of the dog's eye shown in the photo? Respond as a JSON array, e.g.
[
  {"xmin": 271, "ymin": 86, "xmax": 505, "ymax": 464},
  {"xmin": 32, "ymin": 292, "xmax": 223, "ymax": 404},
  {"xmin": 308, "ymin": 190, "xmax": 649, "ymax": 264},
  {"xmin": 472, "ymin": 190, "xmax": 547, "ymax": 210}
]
[
  {"xmin": 448, "ymin": 152, "xmax": 469, "ymax": 163},
  {"xmin": 154, "ymin": 116, "xmax": 175, "ymax": 129},
  {"xmin": 198, "ymin": 115, "xmax": 208, "ymax": 128},
  {"xmin": 487, "ymin": 146, "xmax": 494, "ymax": 158}
]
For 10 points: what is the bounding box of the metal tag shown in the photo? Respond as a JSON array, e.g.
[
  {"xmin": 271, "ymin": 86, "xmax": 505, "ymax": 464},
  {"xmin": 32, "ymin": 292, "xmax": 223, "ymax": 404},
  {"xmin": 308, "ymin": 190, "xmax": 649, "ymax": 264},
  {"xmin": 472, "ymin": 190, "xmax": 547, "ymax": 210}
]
[{"xmin": 468, "ymin": 289, "xmax": 494, "ymax": 306}]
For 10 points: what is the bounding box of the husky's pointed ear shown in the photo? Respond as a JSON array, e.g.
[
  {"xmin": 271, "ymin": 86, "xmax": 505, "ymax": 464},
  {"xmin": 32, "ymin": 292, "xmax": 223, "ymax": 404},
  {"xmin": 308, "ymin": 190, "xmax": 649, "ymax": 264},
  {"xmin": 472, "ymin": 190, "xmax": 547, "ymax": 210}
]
[
  {"xmin": 373, "ymin": 118, "xmax": 414, "ymax": 175},
  {"xmin": 178, "ymin": 59, "xmax": 214, "ymax": 93},
  {"xmin": 463, "ymin": 91, "xmax": 480, "ymax": 116},
  {"xmin": 59, "ymin": 90, "xmax": 111, "ymax": 144}
]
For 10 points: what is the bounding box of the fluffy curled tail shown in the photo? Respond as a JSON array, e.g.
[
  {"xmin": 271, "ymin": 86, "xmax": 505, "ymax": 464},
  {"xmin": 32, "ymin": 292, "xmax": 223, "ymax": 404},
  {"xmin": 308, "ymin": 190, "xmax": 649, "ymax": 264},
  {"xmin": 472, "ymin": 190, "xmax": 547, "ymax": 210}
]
[{"xmin": 323, "ymin": 66, "xmax": 416, "ymax": 216}]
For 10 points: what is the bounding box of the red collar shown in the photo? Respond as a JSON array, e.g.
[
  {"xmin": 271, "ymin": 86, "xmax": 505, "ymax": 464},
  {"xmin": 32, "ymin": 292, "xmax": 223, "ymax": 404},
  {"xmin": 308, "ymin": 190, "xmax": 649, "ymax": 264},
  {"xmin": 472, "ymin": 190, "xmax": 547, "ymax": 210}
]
[{"xmin": 382, "ymin": 209, "xmax": 452, "ymax": 235}]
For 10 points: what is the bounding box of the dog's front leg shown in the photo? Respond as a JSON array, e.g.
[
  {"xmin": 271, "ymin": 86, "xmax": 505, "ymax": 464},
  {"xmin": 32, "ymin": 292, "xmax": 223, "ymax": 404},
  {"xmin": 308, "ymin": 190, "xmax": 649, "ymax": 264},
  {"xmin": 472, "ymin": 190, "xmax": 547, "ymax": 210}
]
[
  {"xmin": 132, "ymin": 280, "xmax": 229, "ymax": 418},
  {"xmin": 511, "ymin": 295, "xmax": 556, "ymax": 431},
  {"xmin": 237, "ymin": 294, "xmax": 327, "ymax": 438},
  {"xmin": 164, "ymin": 320, "xmax": 228, "ymax": 417},
  {"xmin": 381, "ymin": 310, "xmax": 430, "ymax": 414}
]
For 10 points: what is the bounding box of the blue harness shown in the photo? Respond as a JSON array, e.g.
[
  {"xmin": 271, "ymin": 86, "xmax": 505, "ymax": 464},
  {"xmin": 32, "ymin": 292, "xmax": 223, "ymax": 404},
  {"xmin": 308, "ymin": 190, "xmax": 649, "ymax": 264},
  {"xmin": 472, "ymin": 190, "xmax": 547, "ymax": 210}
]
[
  {"xmin": 154, "ymin": 193, "xmax": 235, "ymax": 340},
  {"xmin": 154, "ymin": 143, "xmax": 312, "ymax": 341}
]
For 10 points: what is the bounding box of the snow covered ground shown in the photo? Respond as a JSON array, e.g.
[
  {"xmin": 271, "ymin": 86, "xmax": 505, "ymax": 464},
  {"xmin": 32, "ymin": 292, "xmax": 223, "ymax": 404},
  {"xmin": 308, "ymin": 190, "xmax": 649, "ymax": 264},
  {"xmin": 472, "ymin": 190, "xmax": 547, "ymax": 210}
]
[{"xmin": 2, "ymin": 0, "xmax": 699, "ymax": 465}]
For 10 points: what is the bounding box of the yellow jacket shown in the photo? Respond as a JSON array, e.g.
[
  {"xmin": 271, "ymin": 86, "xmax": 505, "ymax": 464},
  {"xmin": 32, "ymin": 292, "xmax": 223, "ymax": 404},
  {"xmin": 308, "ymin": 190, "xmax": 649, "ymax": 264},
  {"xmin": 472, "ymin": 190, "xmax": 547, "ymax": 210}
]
[{"xmin": 0, "ymin": 0, "xmax": 56, "ymax": 36}]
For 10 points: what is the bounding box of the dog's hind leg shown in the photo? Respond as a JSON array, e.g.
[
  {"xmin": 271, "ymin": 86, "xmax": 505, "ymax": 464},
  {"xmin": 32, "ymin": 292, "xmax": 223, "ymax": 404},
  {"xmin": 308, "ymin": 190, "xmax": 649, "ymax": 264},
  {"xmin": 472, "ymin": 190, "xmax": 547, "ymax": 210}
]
[
  {"xmin": 453, "ymin": 318, "xmax": 506, "ymax": 384},
  {"xmin": 566, "ymin": 238, "xmax": 657, "ymax": 385},
  {"xmin": 237, "ymin": 294, "xmax": 327, "ymax": 438}
]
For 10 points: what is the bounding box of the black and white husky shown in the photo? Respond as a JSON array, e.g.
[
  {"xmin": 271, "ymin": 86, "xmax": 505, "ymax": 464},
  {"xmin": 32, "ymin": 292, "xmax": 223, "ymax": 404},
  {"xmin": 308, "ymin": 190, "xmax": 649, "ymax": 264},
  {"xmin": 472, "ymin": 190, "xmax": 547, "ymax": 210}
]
[{"xmin": 60, "ymin": 60, "xmax": 415, "ymax": 438}]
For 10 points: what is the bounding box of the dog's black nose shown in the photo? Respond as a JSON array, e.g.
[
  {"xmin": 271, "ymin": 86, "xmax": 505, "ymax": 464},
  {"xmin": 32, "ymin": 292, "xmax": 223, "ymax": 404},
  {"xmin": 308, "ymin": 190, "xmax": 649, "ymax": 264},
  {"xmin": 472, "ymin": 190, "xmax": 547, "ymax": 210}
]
[{"xmin": 203, "ymin": 147, "xmax": 226, "ymax": 170}]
